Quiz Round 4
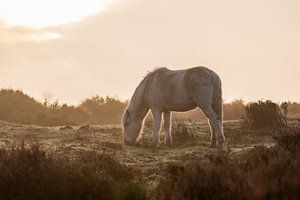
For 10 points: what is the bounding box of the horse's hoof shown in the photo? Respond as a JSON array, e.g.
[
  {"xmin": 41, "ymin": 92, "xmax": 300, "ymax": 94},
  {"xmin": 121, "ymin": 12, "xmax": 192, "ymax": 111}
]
[
  {"xmin": 210, "ymin": 140, "xmax": 217, "ymax": 147},
  {"xmin": 210, "ymin": 143, "xmax": 217, "ymax": 148},
  {"xmin": 151, "ymin": 143, "xmax": 160, "ymax": 148},
  {"xmin": 216, "ymin": 138, "xmax": 226, "ymax": 149},
  {"xmin": 151, "ymin": 139, "xmax": 160, "ymax": 147},
  {"xmin": 210, "ymin": 137, "xmax": 217, "ymax": 147}
]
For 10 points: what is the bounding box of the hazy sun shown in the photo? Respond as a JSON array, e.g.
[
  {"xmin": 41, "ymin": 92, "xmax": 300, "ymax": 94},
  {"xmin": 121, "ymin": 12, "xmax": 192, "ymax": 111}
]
[{"xmin": 0, "ymin": 0, "xmax": 117, "ymax": 28}]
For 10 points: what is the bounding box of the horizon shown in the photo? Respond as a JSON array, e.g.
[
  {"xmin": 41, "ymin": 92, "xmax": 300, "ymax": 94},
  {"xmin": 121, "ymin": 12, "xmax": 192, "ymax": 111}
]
[
  {"xmin": 1, "ymin": 87, "xmax": 298, "ymax": 107},
  {"xmin": 1, "ymin": 0, "xmax": 300, "ymax": 105}
]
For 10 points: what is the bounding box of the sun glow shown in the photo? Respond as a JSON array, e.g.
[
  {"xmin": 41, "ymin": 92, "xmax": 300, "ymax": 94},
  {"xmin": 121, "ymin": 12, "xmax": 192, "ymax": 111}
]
[{"xmin": 0, "ymin": 0, "xmax": 117, "ymax": 28}]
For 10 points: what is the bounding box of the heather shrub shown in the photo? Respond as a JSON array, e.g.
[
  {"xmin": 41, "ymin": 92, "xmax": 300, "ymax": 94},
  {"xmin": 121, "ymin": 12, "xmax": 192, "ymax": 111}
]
[
  {"xmin": 0, "ymin": 143, "xmax": 146, "ymax": 200},
  {"xmin": 156, "ymin": 128, "xmax": 300, "ymax": 200},
  {"xmin": 274, "ymin": 127, "xmax": 300, "ymax": 153},
  {"xmin": 245, "ymin": 100, "xmax": 287, "ymax": 128},
  {"xmin": 116, "ymin": 183, "xmax": 148, "ymax": 200},
  {"xmin": 156, "ymin": 152, "xmax": 245, "ymax": 200}
]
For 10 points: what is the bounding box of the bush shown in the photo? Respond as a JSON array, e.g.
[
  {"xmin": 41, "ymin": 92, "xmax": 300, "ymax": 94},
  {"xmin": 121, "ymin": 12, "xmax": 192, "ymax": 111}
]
[
  {"xmin": 156, "ymin": 128, "xmax": 300, "ymax": 200},
  {"xmin": 245, "ymin": 100, "xmax": 287, "ymax": 128},
  {"xmin": 0, "ymin": 143, "xmax": 146, "ymax": 200},
  {"xmin": 171, "ymin": 122, "xmax": 196, "ymax": 145},
  {"xmin": 156, "ymin": 152, "xmax": 245, "ymax": 200}
]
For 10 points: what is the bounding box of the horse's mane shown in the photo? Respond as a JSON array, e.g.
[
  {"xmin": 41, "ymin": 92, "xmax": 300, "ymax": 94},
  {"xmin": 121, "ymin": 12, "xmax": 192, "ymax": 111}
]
[
  {"xmin": 128, "ymin": 67, "xmax": 168, "ymax": 112},
  {"xmin": 143, "ymin": 67, "xmax": 168, "ymax": 83},
  {"xmin": 139, "ymin": 67, "xmax": 168, "ymax": 92}
]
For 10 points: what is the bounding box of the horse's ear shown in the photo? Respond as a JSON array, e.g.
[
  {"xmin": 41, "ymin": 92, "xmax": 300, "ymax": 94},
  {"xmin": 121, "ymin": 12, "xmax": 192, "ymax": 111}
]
[{"xmin": 126, "ymin": 109, "xmax": 130, "ymax": 118}]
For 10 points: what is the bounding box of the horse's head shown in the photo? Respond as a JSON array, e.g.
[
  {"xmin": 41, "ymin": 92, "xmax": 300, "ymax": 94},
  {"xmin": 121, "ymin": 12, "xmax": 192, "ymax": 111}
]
[{"xmin": 122, "ymin": 109, "xmax": 142, "ymax": 145}]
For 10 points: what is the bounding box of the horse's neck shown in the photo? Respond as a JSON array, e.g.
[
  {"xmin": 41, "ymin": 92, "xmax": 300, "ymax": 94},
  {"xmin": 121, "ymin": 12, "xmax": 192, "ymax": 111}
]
[
  {"xmin": 130, "ymin": 103, "xmax": 148, "ymax": 121},
  {"xmin": 129, "ymin": 83, "xmax": 149, "ymax": 120}
]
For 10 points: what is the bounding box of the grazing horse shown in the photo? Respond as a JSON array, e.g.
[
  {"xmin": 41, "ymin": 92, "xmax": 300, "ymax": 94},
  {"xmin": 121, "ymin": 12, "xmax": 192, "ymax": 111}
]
[{"xmin": 121, "ymin": 66, "xmax": 225, "ymax": 146}]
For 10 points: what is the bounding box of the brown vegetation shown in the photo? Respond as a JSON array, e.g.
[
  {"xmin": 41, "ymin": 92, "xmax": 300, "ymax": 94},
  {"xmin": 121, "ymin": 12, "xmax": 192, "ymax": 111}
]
[
  {"xmin": 245, "ymin": 100, "xmax": 287, "ymax": 128},
  {"xmin": 0, "ymin": 142, "xmax": 147, "ymax": 200},
  {"xmin": 156, "ymin": 127, "xmax": 300, "ymax": 200},
  {"xmin": 223, "ymin": 99, "xmax": 246, "ymax": 120},
  {"xmin": 0, "ymin": 89, "xmax": 125, "ymax": 126},
  {"xmin": 0, "ymin": 116, "xmax": 299, "ymax": 199}
]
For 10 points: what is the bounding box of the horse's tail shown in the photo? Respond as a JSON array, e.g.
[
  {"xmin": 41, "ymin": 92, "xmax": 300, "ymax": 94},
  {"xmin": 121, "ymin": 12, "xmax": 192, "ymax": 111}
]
[{"xmin": 211, "ymin": 72, "xmax": 223, "ymax": 127}]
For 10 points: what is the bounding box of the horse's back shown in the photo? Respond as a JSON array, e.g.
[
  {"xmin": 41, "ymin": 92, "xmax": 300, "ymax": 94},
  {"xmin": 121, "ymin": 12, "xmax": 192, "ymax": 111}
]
[
  {"xmin": 160, "ymin": 66, "xmax": 215, "ymax": 93},
  {"xmin": 144, "ymin": 66, "xmax": 216, "ymax": 111},
  {"xmin": 184, "ymin": 66, "xmax": 215, "ymax": 91}
]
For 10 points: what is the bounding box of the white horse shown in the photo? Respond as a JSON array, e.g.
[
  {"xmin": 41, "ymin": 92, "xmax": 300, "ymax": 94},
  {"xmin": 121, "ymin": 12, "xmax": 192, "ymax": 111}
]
[{"xmin": 122, "ymin": 66, "xmax": 225, "ymax": 147}]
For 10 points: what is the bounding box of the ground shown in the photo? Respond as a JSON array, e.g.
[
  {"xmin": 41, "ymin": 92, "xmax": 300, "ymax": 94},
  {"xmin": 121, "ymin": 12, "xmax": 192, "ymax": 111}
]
[{"xmin": 0, "ymin": 119, "xmax": 296, "ymax": 196}]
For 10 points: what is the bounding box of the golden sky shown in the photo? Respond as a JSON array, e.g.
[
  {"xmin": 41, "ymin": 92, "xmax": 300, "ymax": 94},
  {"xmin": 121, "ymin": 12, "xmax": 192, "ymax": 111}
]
[{"xmin": 0, "ymin": 0, "xmax": 299, "ymax": 104}]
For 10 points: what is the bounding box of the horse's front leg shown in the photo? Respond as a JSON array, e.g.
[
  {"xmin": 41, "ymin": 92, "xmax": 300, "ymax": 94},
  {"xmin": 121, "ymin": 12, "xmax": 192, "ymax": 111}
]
[
  {"xmin": 163, "ymin": 111, "xmax": 172, "ymax": 145},
  {"xmin": 151, "ymin": 109, "xmax": 162, "ymax": 146}
]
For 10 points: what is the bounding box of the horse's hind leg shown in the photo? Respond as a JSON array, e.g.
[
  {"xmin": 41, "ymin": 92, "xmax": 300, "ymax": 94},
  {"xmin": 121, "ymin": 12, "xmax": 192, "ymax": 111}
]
[
  {"xmin": 200, "ymin": 106, "xmax": 225, "ymax": 146},
  {"xmin": 163, "ymin": 111, "xmax": 172, "ymax": 145},
  {"xmin": 209, "ymin": 125, "xmax": 217, "ymax": 147},
  {"xmin": 151, "ymin": 109, "xmax": 162, "ymax": 146}
]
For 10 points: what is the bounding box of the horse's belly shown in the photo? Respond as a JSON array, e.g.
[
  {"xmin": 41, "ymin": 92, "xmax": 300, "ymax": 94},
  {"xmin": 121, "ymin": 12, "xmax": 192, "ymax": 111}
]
[
  {"xmin": 161, "ymin": 87, "xmax": 196, "ymax": 111},
  {"xmin": 163, "ymin": 103, "xmax": 197, "ymax": 112}
]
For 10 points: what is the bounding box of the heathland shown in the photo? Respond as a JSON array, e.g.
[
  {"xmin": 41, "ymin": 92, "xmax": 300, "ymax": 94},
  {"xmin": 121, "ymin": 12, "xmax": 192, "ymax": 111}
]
[{"xmin": 0, "ymin": 88, "xmax": 299, "ymax": 199}]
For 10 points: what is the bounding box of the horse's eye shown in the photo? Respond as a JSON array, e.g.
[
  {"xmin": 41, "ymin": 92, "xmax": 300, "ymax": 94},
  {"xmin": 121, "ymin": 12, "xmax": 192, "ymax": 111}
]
[{"xmin": 125, "ymin": 113, "xmax": 130, "ymax": 125}]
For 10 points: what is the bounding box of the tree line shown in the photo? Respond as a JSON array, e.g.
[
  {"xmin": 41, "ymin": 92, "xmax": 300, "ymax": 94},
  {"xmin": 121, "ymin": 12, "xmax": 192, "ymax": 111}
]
[{"xmin": 0, "ymin": 89, "xmax": 299, "ymax": 126}]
